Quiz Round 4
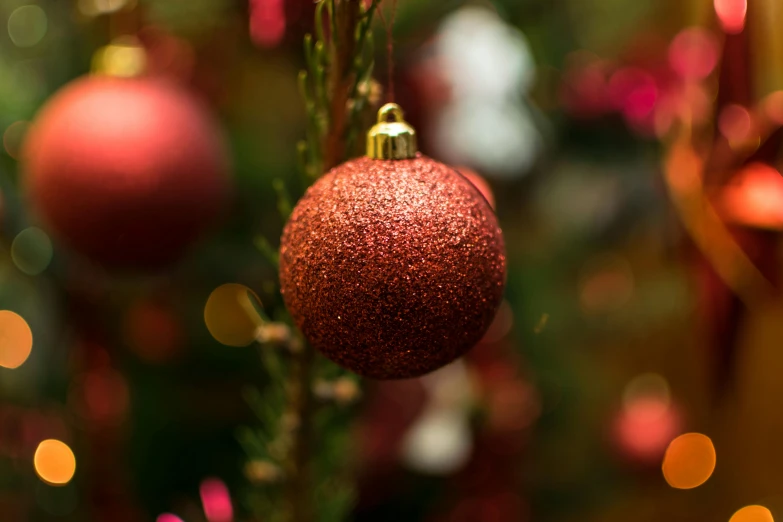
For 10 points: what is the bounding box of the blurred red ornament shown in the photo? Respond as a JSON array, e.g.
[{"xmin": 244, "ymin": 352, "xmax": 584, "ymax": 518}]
[
  {"xmin": 280, "ymin": 105, "xmax": 506, "ymax": 379},
  {"xmin": 22, "ymin": 76, "xmax": 231, "ymax": 271},
  {"xmin": 456, "ymin": 167, "xmax": 495, "ymax": 209},
  {"xmin": 613, "ymin": 397, "xmax": 682, "ymax": 465},
  {"xmin": 717, "ymin": 163, "xmax": 783, "ymax": 230}
]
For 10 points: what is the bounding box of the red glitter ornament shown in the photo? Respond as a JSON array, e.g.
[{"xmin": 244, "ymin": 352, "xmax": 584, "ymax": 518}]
[
  {"xmin": 280, "ymin": 104, "xmax": 506, "ymax": 379},
  {"xmin": 21, "ymin": 75, "xmax": 230, "ymax": 271}
]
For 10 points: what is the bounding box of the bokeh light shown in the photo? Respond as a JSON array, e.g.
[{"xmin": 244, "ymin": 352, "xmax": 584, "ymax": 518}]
[
  {"xmin": 662, "ymin": 433, "xmax": 716, "ymax": 489},
  {"xmin": 204, "ymin": 284, "xmax": 262, "ymax": 347},
  {"xmin": 3, "ymin": 121, "xmax": 29, "ymax": 159},
  {"xmin": 668, "ymin": 27, "xmax": 719, "ymax": 80},
  {"xmin": 78, "ymin": 0, "xmax": 131, "ymax": 16},
  {"xmin": 719, "ymin": 104, "xmax": 753, "ymax": 146},
  {"xmin": 0, "ymin": 310, "xmax": 33, "ymax": 369},
  {"xmin": 608, "ymin": 68, "xmax": 658, "ymax": 127},
  {"xmin": 250, "ymin": 0, "xmax": 286, "ymax": 48},
  {"xmin": 200, "ymin": 478, "xmax": 233, "ymax": 522},
  {"xmin": 7, "ymin": 5, "xmax": 48, "ymax": 48},
  {"xmin": 719, "ymin": 163, "xmax": 783, "ymax": 230},
  {"xmin": 34, "ymin": 440, "xmax": 76, "ymax": 486},
  {"xmin": 730, "ymin": 506, "xmax": 775, "ymax": 522},
  {"xmin": 11, "ymin": 227, "xmax": 53, "ymax": 275},
  {"xmin": 402, "ymin": 410, "xmax": 472, "ymax": 475},
  {"xmin": 714, "ymin": 0, "xmax": 747, "ymax": 34},
  {"xmin": 615, "ymin": 396, "xmax": 681, "ymax": 463},
  {"xmin": 615, "ymin": 374, "xmax": 680, "ymax": 464}
]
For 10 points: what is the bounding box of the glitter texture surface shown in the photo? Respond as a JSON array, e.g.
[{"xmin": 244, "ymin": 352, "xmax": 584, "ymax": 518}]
[{"xmin": 279, "ymin": 154, "xmax": 506, "ymax": 379}]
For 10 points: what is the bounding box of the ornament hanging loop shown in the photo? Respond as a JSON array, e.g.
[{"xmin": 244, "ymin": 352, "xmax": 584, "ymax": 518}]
[
  {"xmin": 378, "ymin": 103, "xmax": 404, "ymax": 124},
  {"xmin": 366, "ymin": 103, "xmax": 417, "ymax": 160}
]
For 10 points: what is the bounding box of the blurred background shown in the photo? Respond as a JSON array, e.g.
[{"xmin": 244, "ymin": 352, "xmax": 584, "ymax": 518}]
[{"xmin": 2, "ymin": 0, "xmax": 783, "ymax": 521}]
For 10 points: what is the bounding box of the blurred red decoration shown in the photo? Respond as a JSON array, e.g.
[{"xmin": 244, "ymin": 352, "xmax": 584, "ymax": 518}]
[
  {"xmin": 70, "ymin": 367, "xmax": 130, "ymax": 427},
  {"xmin": 559, "ymin": 52, "xmax": 613, "ymax": 118},
  {"xmin": 22, "ymin": 76, "xmax": 231, "ymax": 271},
  {"xmin": 124, "ymin": 299, "xmax": 184, "ymax": 363},
  {"xmin": 613, "ymin": 397, "xmax": 682, "ymax": 465},
  {"xmin": 250, "ymin": 0, "xmax": 286, "ymax": 48},
  {"xmin": 668, "ymin": 27, "xmax": 720, "ymax": 81},
  {"xmin": 561, "ymin": 30, "xmax": 718, "ymax": 137},
  {"xmin": 199, "ymin": 478, "xmax": 233, "ymax": 522},
  {"xmin": 477, "ymin": 300, "xmax": 513, "ymax": 344},
  {"xmin": 608, "ymin": 67, "xmax": 659, "ymax": 131},
  {"xmin": 456, "ymin": 167, "xmax": 496, "ymax": 210},
  {"xmin": 718, "ymin": 104, "xmax": 753, "ymax": 144},
  {"xmin": 714, "ymin": 0, "xmax": 747, "ymax": 34},
  {"xmin": 717, "ymin": 163, "xmax": 783, "ymax": 230}
]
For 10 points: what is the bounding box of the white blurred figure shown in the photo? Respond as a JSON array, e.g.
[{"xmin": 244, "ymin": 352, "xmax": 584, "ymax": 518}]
[
  {"xmin": 401, "ymin": 361, "xmax": 475, "ymax": 475},
  {"xmin": 434, "ymin": 100, "xmax": 540, "ymax": 176},
  {"xmin": 436, "ymin": 7, "xmax": 536, "ymax": 99},
  {"xmin": 430, "ymin": 6, "xmax": 542, "ymax": 178}
]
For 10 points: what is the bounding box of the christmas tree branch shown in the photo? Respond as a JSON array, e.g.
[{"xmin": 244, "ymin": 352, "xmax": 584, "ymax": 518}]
[
  {"xmin": 242, "ymin": 2, "xmax": 380, "ymax": 521},
  {"xmin": 284, "ymin": 3, "xmax": 367, "ymax": 521},
  {"xmin": 323, "ymin": 0, "xmax": 362, "ymax": 171}
]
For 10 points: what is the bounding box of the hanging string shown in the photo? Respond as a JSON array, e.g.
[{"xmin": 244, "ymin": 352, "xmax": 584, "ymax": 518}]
[{"xmin": 376, "ymin": 0, "xmax": 399, "ymax": 103}]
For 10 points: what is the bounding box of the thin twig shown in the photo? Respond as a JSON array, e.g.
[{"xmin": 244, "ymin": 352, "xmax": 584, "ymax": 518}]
[
  {"xmin": 284, "ymin": 335, "xmax": 315, "ymax": 522},
  {"xmin": 376, "ymin": 0, "xmax": 399, "ymax": 102},
  {"xmin": 323, "ymin": 0, "xmax": 362, "ymax": 171}
]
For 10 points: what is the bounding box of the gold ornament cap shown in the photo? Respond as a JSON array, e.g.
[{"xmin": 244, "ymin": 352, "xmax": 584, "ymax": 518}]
[
  {"xmin": 367, "ymin": 103, "xmax": 417, "ymax": 160},
  {"xmin": 91, "ymin": 36, "xmax": 147, "ymax": 78}
]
